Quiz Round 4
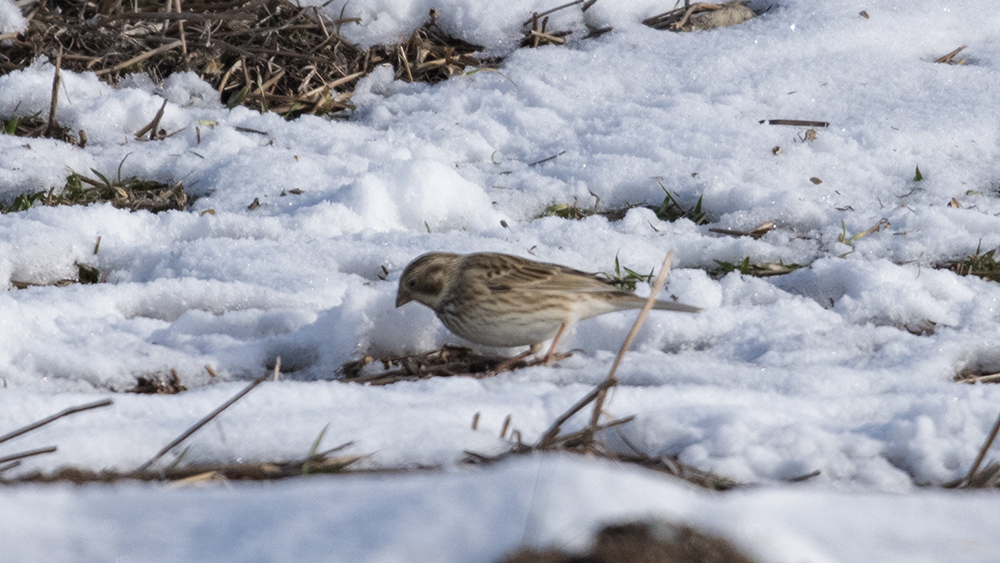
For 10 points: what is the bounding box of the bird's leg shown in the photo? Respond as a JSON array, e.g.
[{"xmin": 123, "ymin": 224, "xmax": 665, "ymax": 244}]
[
  {"xmin": 492, "ymin": 347, "xmax": 536, "ymax": 374},
  {"xmin": 543, "ymin": 323, "xmax": 568, "ymax": 366},
  {"xmin": 493, "ymin": 328, "xmax": 571, "ymax": 373}
]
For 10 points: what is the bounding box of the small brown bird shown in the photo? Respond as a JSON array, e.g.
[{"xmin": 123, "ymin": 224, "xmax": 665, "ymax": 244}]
[{"xmin": 395, "ymin": 252, "xmax": 700, "ymax": 364}]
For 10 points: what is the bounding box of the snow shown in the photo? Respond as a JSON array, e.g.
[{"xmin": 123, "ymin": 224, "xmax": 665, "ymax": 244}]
[
  {"xmin": 2, "ymin": 0, "xmax": 1000, "ymax": 560},
  {"xmin": 4, "ymin": 455, "xmax": 1000, "ymax": 563}
]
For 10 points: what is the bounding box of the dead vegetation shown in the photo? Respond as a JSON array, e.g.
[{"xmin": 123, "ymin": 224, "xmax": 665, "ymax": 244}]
[
  {"xmin": 945, "ymin": 409, "xmax": 1000, "ymax": 488},
  {"xmin": 1, "ymin": 359, "xmax": 365, "ymax": 484},
  {"xmin": 2, "ymin": 168, "xmax": 186, "ymax": 214},
  {"xmin": 501, "ymin": 519, "xmax": 758, "ymax": 563},
  {"xmin": 3, "ymin": 0, "xmax": 370, "ymax": 118},
  {"xmin": 10, "ymin": 262, "xmax": 101, "ymax": 289},
  {"xmin": 128, "ymin": 370, "xmax": 188, "ymax": 394},
  {"xmin": 342, "ymin": 345, "xmax": 508, "ymax": 384},
  {"xmin": 0, "ymin": 1, "xmax": 496, "ymax": 120},
  {"xmin": 369, "ymin": 9, "xmax": 494, "ymax": 84},
  {"xmin": 934, "ymin": 45, "xmax": 967, "ymax": 65},
  {"xmin": 643, "ymin": 1, "xmax": 756, "ymax": 32},
  {"xmin": 946, "ymin": 244, "xmax": 1000, "ymax": 283}
]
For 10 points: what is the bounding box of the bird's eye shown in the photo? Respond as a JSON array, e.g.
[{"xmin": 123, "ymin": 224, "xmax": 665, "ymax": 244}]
[{"xmin": 407, "ymin": 279, "xmax": 417, "ymax": 288}]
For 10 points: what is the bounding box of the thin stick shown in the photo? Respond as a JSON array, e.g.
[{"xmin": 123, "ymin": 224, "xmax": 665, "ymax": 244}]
[
  {"xmin": 96, "ymin": 40, "xmax": 183, "ymax": 77},
  {"xmin": 521, "ymin": 0, "xmax": 583, "ymax": 26},
  {"xmin": 99, "ymin": 11, "xmax": 255, "ymax": 23},
  {"xmin": 760, "ymin": 119, "xmax": 830, "ymax": 128},
  {"xmin": 535, "ymin": 379, "xmax": 616, "ymax": 447},
  {"xmin": 398, "ymin": 44, "xmax": 414, "ymax": 82},
  {"xmin": 642, "ymin": 7, "xmax": 684, "ymax": 27},
  {"xmin": 0, "ymin": 446, "xmax": 58, "ymax": 464},
  {"xmin": 0, "ymin": 399, "xmax": 113, "ymax": 446},
  {"xmin": 935, "ymin": 45, "xmax": 967, "ymax": 64},
  {"xmin": 134, "ymin": 98, "xmax": 168, "ymax": 140},
  {"xmin": 176, "ymin": 0, "xmax": 188, "ymax": 58},
  {"xmin": 528, "ymin": 150, "xmax": 566, "ymax": 166},
  {"xmin": 525, "ymin": 30, "xmax": 567, "ymax": 45},
  {"xmin": 45, "ymin": 49, "xmax": 62, "ymax": 137},
  {"xmin": 586, "ymin": 250, "xmax": 676, "ymax": 438},
  {"xmin": 137, "ymin": 363, "xmax": 277, "ymax": 473},
  {"xmin": 964, "ymin": 409, "xmax": 1000, "ymax": 485}
]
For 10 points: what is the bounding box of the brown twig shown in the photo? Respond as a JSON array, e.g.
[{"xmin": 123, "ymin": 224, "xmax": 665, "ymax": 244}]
[
  {"xmin": 963, "ymin": 409, "xmax": 1000, "ymax": 486},
  {"xmin": 0, "ymin": 446, "xmax": 58, "ymax": 465},
  {"xmin": 95, "ymin": 40, "xmax": 184, "ymax": 77},
  {"xmin": 136, "ymin": 360, "xmax": 277, "ymax": 472},
  {"xmin": 760, "ymin": 119, "xmax": 830, "ymax": 128},
  {"xmin": 98, "ymin": 11, "xmax": 256, "ymax": 23},
  {"xmin": 45, "ymin": 49, "xmax": 62, "ymax": 137},
  {"xmin": 535, "ymin": 379, "xmax": 616, "ymax": 447},
  {"xmin": 0, "ymin": 399, "xmax": 113, "ymax": 446},
  {"xmin": 935, "ymin": 45, "xmax": 967, "ymax": 64},
  {"xmin": 521, "ymin": 0, "xmax": 584, "ymax": 26},
  {"xmin": 585, "ymin": 250, "xmax": 676, "ymax": 446},
  {"xmin": 134, "ymin": 98, "xmax": 169, "ymax": 141},
  {"xmin": 642, "ymin": 6, "xmax": 685, "ymax": 27},
  {"xmin": 528, "ymin": 150, "xmax": 566, "ymax": 166},
  {"xmin": 176, "ymin": 0, "xmax": 188, "ymax": 58},
  {"xmin": 708, "ymin": 221, "xmax": 775, "ymax": 239}
]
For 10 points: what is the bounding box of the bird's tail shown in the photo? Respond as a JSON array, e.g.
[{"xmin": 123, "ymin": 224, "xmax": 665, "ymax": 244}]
[{"xmin": 651, "ymin": 299, "xmax": 701, "ymax": 313}]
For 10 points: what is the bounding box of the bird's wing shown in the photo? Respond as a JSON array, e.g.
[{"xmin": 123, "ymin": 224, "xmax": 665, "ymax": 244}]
[{"xmin": 464, "ymin": 253, "xmax": 617, "ymax": 294}]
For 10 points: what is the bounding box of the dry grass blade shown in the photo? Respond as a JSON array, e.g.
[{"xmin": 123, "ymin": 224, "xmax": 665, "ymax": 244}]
[
  {"xmin": 134, "ymin": 98, "xmax": 169, "ymax": 141},
  {"xmin": 535, "ymin": 379, "xmax": 615, "ymax": 448},
  {"xmin": 528, "ymin": 150, "xmax": 566, "ymax": 166},
  {"xmin": 521, "ymin": 0, "xmax": 584, "ymax": 26},
  {"xmin": 369, "ymin": 10, "xmax": 491, "ymax": 84},
  {"xmin": 761, "ymin": 119, "xmax": 831, "ymax": 127},
  {"xmin": 341, "ymin": 345, "xmax": 516, "ymax": 384},
  {"xmin": 94, "ymin": 40, "xmax": 184, "ymax": 77},
  {"xmin": 955, "ymin": 369, "xmax": 1000, "ymax": 384},
  {"xmin": 45, "ymin": 49, "xmax": 62, "ymax": 137},
  {"xmin": 935, "ymin": 45, "xmax": 967, "ymax": 65},
  {"xmin": 955, "ymin": 409, "xmax": 1000, "ymax": 488},
  {"xmin": 9, "ymin": 452, "xmax": 368, "ymax": 484},
  {"xmin": 0, "ymin": 399, "xmax": 113, "ymax": 446},
  {"xmin": 615, "ymin": 450, "xmax": 741, "ymax": 490},
  {"xmin": 535, "ymin": 250, "xmax": 680, "ymax": 449},
  {"xmin": 644, "ymin": 2, "xmax": 755, "ymax": 32},
  {"xmin": 0, "ymin": 446, "xmax": 59, "ymax": 465},
  {"xmin": 136, "ymin": 361, "xmax": 276, "ymax": 472},
  {"xmin": 520, "ymin": 14, "xmax": 572, "ymax": 48},
  {"xmin": 585, "ymin": 250, "xmax": 677, "ymax": 436},
  {"xmin": 708, "ymin": 221, "xmax": 775, "ymax": 239}
]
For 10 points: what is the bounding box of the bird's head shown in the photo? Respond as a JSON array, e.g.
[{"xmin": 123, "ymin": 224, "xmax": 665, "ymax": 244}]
[{"xmin": 395, "ymin": 252, "xmax": 461, "ymax": 310}]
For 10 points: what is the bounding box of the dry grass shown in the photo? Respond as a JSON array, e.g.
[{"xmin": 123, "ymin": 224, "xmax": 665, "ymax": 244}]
[
  {"xmin": 128, "ymin": 370, "xmax": 188, "ymax": 394},
  {"xmin": 2, "ymin": 1, "xmax": 496, "ymax": 119},
  {"xmin": 947, "ymin": 244, "xmax": 1000, "ymax": 283},
  {"xmin": 369, "ymin": 9, "xmax": 495, "ymax": 85},
  {"xmin": 501, "ymin": 520, "xmax": 758, "ymax": 563},
  {"xmin": 643, "ymin": 2, "xmax": 756, "ymax": 32},
  {"xmin": 4, "ymin": 0, "xmax": 368, "ymax": 117},
  {"xmin": 2, "ymin": 169, "xmax": 186, "ymax": 215}
]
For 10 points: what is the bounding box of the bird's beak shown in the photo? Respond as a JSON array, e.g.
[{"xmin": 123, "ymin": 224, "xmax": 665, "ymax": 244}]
[{"xmin": 395, "ymin": 291, "xmax": 412, "ymax": 308}]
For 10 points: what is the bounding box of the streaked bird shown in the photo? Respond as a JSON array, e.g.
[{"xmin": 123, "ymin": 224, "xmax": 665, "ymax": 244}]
[{"xmin": 395, "ymin": 251, "xmax": 699, "ymax": 364}]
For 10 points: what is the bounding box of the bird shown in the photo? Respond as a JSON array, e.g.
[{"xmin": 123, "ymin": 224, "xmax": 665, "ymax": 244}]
[{"xmin": 395, "ymin": 251, "xmax": 700, "ymax": 365}]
